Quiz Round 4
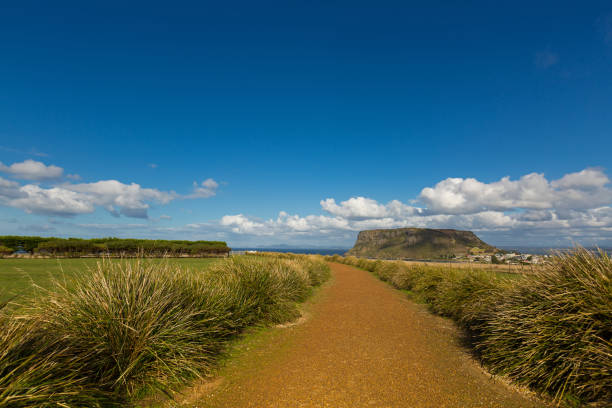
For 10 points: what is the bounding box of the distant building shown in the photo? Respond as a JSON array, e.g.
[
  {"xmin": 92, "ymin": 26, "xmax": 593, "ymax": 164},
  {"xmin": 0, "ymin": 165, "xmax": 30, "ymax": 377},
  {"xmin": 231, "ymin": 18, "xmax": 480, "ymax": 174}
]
[{"xmin": 12, "ymin": 245, "xmax": 28, "ymax": 255}]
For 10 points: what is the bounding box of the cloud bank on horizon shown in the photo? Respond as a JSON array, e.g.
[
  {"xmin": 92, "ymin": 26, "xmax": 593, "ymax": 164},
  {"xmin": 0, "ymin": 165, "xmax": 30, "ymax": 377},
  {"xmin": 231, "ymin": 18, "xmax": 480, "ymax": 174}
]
[
  {"xmin": 1, "ymin": 159, "xmax": 611, "ymax": 247},
  {"xmin": 219, "ymin": 168, "xmax": 612, "ymax": 246}
]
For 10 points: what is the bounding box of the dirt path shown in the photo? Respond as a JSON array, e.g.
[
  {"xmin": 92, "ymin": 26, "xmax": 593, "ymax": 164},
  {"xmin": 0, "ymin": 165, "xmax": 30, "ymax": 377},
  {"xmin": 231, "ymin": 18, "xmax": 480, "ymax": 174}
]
[{"xmin": 191, "ymin": 263, "xmax": 543, "ymax": 408}]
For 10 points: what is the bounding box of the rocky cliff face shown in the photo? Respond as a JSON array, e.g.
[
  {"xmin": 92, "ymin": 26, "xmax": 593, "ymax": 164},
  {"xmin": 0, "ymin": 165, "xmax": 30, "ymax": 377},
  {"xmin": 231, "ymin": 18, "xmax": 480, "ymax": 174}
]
[{"xmin": 346, "ymin": 228, "xmax": 496, "ymax": 259}]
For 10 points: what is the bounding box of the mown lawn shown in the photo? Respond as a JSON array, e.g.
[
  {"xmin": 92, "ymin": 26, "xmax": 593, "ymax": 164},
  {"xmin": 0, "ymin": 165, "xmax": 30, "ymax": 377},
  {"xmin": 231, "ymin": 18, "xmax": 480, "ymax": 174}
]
[{"xmin": 0, "ymin": 258, "xmax": 222, "ymax": 303}]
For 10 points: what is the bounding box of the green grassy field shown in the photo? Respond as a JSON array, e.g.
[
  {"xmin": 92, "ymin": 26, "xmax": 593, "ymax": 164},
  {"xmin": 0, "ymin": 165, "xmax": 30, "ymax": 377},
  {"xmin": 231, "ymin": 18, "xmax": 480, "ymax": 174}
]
[{"xmin": 0, "ymin": 258, "xmax": 221, "ymax": 303}]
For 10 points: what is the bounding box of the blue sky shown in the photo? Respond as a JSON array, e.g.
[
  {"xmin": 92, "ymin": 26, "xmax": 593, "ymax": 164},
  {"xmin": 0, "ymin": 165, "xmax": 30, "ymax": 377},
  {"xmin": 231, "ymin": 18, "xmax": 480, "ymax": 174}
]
[{"xmin": 1, "ymin": 1, "xmax": 611, "ymax": 248}]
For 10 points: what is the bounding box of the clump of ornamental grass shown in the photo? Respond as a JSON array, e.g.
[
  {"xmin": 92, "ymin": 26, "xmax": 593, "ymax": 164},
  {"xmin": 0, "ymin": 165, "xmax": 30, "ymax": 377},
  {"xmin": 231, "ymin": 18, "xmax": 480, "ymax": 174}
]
[
  {"xmin": 409, "ymin": 266, "xmax": 447, "ymax": 304},
  {"xmin": 426, "ymin": 269, "xmax": 510, "ymax": 329},
  {"xmin": 207, "ymin": 257, "xmax": 309, "ymax": 324},
  {"xmin": 389, "ymin": 264, "xmax": 421, "ymax": 290},
  {"xmin": 372, "ymin": 261, "xmax": 403, "ymax": 282},
  {"xmin": 27, "ymin": 259, "xmax": 237, "ymax": 402},
  {"xmin": 0, "ymin": 255, "xmax": 329, "ymax": 407},
  {"xmin": 253, "ymin": 253, "xmax": 331, "ymax": 289},
  {"xmin": 328, "ymin": 254, "xmax": 343, "ymax": 263},
  {"xmin": 0, "ymin": 310, "xmax": 111, "ymax": 407},
  {"xmin": 342, "ymin": 256, "xmax": 360, "ymax": 268},
  {"xmin": 476, "ymin": 248, "xmax": 611, "ymax": 406},
  {"xmin": 354, "ymin": 257, "xmax": 372, "ymax": 271},
  {"xmin": 297, "ymin": 256, "xmax": 331, "ymax": 287}
]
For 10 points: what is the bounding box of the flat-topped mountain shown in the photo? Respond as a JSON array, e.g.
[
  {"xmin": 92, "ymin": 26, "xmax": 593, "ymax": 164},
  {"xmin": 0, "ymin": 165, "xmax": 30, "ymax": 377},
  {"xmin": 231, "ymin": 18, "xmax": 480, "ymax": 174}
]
[{"xmin": 346, "ymin": 228, "xmax": 497, "ymax": 259}]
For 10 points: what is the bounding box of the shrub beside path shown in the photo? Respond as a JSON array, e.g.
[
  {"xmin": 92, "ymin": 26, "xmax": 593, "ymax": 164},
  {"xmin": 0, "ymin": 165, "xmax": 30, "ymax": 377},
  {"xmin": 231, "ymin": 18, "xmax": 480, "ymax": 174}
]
[{"xmin": 193, "ymin": 263, "xmax": 544, "ymax": 408}]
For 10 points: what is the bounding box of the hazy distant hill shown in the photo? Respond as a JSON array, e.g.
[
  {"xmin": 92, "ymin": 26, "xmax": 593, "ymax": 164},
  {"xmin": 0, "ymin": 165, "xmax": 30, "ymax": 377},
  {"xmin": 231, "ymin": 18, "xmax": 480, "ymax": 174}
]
[{"xmin": 346, "ymin": 228, "xmax": 497, "ymax": 259}]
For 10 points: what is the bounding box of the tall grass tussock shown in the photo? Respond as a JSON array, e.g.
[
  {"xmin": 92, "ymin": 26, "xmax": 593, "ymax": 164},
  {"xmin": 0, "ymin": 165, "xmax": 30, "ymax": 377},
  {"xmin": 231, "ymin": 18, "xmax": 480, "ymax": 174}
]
[
  {"xmin": 329, "ymin": 249, "xmax": 611, "ymax": 407},
  {"xmin": 0, "ymin": 255, "xmax": 329, "ymax": 407}
]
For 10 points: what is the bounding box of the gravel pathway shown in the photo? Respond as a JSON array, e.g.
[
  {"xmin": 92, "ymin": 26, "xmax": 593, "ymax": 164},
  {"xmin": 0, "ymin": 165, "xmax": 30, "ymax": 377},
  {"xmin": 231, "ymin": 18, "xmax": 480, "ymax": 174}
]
[{"xmin": 193, "ymin": 262, "xmax": 544, "ymax": 407}]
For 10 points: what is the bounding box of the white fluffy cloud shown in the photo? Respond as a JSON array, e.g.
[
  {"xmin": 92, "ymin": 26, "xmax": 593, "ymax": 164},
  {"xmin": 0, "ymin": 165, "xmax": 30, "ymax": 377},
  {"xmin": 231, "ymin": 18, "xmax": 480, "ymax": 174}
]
[
  {"xmin": 0, "ymin": 159, "xmax": 63, "ymax": 181},
  {"xmin": 0, "ymin": 178, "xmax": 174, "ymax": 218},
  {"xmin": 218, "ymin": 211, "xmax": 351, "ymax": 237},
  {"xmin": 321, "ymin": 197, "xmax": 389, "ymax": 219},
  {"xmin": 550, "ymin": 168, "xmax": 609, "ymax": 189},
  {"xmin": 10, "ymin": 185, "xmax": 94, "ymax": 216},
  {"xmin": 220, "ymin": 214, "xmax": 267, "ymax": 234},
  {"xmin": 320, "ymin": 197, "xmax": 420, "ymax": 219},
  {"xmin": 419, "ymin": 173, "xmax": 553, "ymax": 214},
  {"xmin": 0, "ymin": 160, "xmax": 219, "ymax": 218},
  {"xmin": 419, "ymin": 168, "xmax": 612, "ymax": 214},
  {"xmin": 65, "ymin": 180, "xmax": 176, "ymax": 218},
  {"xmin": 0, "ymin": 177, "xmax": 94, "ymax": 216}
]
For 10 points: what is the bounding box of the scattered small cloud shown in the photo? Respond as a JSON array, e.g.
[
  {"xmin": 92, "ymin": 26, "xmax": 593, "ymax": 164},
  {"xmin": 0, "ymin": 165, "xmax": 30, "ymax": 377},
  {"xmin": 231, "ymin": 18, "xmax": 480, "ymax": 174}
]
[
  {"xmin": 534, "ymin": 50, "xmax": 559, "ymax": 69},
  {"xmin": 29, "ymin": 149, "xmax": 49, "ymax": 158},
  {"xmin": 149, "ymin": 163, "xmax": 158, "ymax": 169},
  {"xmin": 187, "ymin": 178, "xmax": 219, "ymax": 198},
  {"xmin": 0, "ymin": 159, "xmax": 63, "ymax": 181},
  {"xmin": 159, "ymin": 214, "xmax": 172, "ymax": 220},
  {"xmin": 0, "ymin": 145, "xmax": 48, "ymax": 157},
  {"xmin": 66, "ymin": 173, "xmax": 82, "ymax": 181},
  {"xmin": 597, "ymin": 13, "xmax": 612, "ymax": 45},
  {"xmin": 76, "ymin": 223, "xmax": 149, "ymax": 231},
  {"xmin": 21, "ymin": 223, "xmax": 56, "ymax": 233}
]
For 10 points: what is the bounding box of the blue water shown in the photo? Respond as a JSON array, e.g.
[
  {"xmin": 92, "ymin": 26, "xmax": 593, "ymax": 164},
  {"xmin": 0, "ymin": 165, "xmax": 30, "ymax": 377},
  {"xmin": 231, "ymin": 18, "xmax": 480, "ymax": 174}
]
[
  {"xmin": 234, "ymin": 247, "xmax": 611, "ymax": 256},
  {"xmin": 233, "ymin": 248, "xmax": 349, "ymax": 256},
  {"xmin": 498, "ymin": 246, "xmax": 612, "ymax": 255}
]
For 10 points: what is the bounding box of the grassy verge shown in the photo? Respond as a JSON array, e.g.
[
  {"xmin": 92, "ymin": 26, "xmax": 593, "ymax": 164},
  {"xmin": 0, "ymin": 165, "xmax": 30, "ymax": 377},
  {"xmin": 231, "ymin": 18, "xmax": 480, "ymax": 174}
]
[
  {"xmin": 0, "ymin": 258, "xmax": 221, "ymax": 303},
  {"xmin": 327, "ymin": 250, "xmax": 611, "ymax": 407},
  {"xmin": 148, "ymin": 262, "xmax": 334, "ymax": 408},
  {"xmin": 0, "ymin": 255, "xmax": 330, "ymax": 407}
]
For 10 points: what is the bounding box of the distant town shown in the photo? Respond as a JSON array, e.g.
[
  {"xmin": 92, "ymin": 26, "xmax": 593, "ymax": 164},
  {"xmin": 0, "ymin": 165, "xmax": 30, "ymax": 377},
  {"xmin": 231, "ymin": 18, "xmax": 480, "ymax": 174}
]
[{"xmin": 465, "ymin": 252, "xmax": 550, "ymax": 265}]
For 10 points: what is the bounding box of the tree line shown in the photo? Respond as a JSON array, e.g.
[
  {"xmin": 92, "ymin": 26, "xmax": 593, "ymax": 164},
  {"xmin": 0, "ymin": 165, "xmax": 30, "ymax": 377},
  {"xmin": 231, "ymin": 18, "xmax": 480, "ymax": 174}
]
[{"xmin": 0, "ymin": 236, "xmax": 230, "ymax": 257}]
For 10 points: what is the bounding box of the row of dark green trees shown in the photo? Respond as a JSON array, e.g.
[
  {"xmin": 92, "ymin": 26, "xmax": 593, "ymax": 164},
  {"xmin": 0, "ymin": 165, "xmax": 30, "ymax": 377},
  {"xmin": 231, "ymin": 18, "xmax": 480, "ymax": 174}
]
[{"xmin": 0, "ymin": 236, "xmax": 230, "ymax": 257}]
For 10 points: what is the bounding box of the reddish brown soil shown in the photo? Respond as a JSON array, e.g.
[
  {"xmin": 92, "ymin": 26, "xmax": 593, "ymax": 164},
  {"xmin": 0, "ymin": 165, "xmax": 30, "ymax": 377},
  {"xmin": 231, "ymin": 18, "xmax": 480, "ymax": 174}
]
[{"xmin": 191, "ymin": 263, "xmax": 544, "ymax": 408}]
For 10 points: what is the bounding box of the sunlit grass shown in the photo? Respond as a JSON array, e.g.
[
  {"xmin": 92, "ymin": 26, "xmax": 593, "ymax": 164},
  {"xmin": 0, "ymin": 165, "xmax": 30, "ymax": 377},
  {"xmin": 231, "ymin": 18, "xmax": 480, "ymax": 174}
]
[
  {"xmin": 329, "ymin": 250, "xmax": 611, "ymax": 406},
  {"xmin": 0, "ymin": 255, "xmax": 329, "ymax": 407},
  {"xmin": 0, "ymin": 258, "xmax": 220, "ymax": 303}
]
